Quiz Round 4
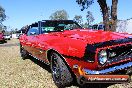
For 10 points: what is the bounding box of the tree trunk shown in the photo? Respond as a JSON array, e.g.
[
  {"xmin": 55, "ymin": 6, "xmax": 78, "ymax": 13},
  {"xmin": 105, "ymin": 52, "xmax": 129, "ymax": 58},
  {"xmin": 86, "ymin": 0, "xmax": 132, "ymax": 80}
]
[
  {"xmin": 111, "ymin": 0, "xmax": 118, "ymax": 32},
  {"xmin": 97, "ymin": 0, "xmax": 110, "ymax": 31}
]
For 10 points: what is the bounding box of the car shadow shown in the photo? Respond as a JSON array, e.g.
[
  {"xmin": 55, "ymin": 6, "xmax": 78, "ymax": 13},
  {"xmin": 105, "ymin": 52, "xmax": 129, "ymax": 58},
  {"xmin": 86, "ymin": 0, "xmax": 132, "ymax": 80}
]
[
  {"xmin": 0, "ymin": 40, "xmax": 7, "ymax": 44},
  {"xmin": 28, "ymin": 56, "xmax": 51, "ymax": 73},
  {"xmin": 27, "ymin": 56, "xmax": 114, "ymax": 88}
]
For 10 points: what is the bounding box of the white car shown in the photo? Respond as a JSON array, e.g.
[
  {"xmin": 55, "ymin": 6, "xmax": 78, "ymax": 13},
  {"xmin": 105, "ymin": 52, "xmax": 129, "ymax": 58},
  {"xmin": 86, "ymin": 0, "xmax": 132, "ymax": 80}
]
[{"xmin": 4, "ymin": 35, "xmax": 11, "ymax": 40}]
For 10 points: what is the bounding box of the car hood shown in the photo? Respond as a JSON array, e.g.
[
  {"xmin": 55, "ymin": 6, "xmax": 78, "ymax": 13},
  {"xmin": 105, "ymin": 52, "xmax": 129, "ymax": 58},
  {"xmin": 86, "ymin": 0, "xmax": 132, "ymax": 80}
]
[{"xmin": 50, "ymin": 29, "xmax": 132, "ymax": 44}]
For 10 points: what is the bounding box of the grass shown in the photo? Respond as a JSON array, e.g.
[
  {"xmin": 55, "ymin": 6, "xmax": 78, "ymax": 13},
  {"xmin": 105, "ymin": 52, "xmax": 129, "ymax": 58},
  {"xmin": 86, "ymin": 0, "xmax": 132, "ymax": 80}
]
[{"xmin": 0, "ymin": 39, "xmax": 131, "ymax": 88}]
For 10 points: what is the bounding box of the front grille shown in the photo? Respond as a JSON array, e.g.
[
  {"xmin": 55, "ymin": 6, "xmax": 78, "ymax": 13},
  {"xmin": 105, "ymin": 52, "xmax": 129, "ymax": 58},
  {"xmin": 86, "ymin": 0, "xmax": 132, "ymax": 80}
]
[
  {"xmin": 107, "ymin": 44, "xmax": 132, "ymax": 59},
  {"xmin": 106, "ymin": 44, "xmax": 132, "ymax": 64}
]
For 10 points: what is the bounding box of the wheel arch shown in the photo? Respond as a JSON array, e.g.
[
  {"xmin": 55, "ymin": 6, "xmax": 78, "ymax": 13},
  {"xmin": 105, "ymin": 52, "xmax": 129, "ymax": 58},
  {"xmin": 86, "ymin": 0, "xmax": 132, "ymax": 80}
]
[
  {"xmin": 47, "ymin": 49, "xmax": 70, "ymax": 66},
  {"xmin": 46, "ymin": 49, "xmax": 77, "ymax": 83}
]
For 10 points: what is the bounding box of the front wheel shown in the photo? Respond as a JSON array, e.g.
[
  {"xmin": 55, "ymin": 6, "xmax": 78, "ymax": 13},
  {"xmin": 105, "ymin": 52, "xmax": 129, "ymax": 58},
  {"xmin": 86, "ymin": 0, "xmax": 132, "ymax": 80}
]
[{"xmin": 50, "ymin": 52, "xmax": 73, "ymax": 87}]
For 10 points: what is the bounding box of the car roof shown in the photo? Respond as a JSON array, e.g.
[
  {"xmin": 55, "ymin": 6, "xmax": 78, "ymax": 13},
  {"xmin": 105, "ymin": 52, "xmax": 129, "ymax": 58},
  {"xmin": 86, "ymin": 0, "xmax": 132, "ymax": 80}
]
[
  {"xmin": 41, "ymin": 20, "xmax": 75, "ymax": 22},
  {"xmin": 30, "ymin": 20, "xmax": 75, "ymax": 27},
  {"xmin": 20, "ymin": 20, "xmax": 78, "ymax": 33}
]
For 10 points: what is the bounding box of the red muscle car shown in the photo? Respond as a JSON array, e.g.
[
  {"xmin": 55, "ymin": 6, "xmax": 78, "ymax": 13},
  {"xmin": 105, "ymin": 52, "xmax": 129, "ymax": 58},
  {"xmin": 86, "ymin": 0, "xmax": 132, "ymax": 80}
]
[
  {"xmin": 19, "ymin": 20, "xmax": 132, "ymax": 87},
  {"xmin": 0, "ymin": 32, "xmax": 5, "ymax": 43}
]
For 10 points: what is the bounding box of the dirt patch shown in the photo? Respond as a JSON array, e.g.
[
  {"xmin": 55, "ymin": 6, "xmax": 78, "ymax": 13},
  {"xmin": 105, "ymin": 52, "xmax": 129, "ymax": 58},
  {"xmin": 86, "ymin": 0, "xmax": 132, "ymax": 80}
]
[{"xmin": 0, "ymin": 39, "xmax": 131, "ymax": 88}]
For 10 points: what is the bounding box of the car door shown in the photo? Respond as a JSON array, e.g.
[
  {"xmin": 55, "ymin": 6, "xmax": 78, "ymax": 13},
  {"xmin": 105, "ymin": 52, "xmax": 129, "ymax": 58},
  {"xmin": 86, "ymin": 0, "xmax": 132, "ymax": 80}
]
[
  {"xmin": 32, "ymin": 34, "xmax": 50, "ymax": 64},
  {"xmin": 24, "ymin": 27, "xmax": 40, "ymax": 56},
  {"xmin": 31, "ymin": 22, "xmax": 50, "ymax": 63}
]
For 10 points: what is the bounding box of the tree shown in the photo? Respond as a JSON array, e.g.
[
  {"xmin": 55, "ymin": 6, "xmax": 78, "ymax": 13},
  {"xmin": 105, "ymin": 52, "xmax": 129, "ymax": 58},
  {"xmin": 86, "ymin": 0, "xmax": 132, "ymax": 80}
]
[
  {"xmin": 0, "ymin": 5, "xmax": 6, "ymax": 23},
  {"xmin": 49, "ymin": 10, "xmax": 69, "ymax": 20},
  {"xmin": 73, "ymin": 15, "xmax": 83, "ymax": 24},
  {"xmin": 76, "ymin": 0, "xmax": 118, "ymax": 32},
  {"xmin": 83, "ymin": 22, "xmax": 89, "ymax": 28},
  {"xmin": 0, "ymin": 23, "xmax": 6, "ymax": 33},
  {"xmin": 111, "ymin": 0, "xmax": 118, "ymax": 31},
  {"xmin": 86, "ymin": 11, "xmax": 94, "ymax": 25},
  {"xmin": 0, "ymin": 23, "xmax": 2, "ymax": 32},
  {"xmin": 10, "ymin": 28, "xmax": 18, "ymax": 34},
  {"xmin": 0, "ymin": 5, "xmax": 6, "ymax": 32}
]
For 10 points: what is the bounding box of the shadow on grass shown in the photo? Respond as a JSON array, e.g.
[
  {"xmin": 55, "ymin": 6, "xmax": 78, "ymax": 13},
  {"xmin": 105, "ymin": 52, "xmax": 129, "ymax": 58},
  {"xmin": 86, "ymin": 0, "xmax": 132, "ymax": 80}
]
[
  {"xmin": 0, "ymin": 40, "xmax": 7, "ymax": 44},
  {"xmin": 28, "ymin": 56, "xmax": 51, "ymax": 73},
  {"xmin": 27, "ymin": 56, "xmax": 114, "ymax": 88}
]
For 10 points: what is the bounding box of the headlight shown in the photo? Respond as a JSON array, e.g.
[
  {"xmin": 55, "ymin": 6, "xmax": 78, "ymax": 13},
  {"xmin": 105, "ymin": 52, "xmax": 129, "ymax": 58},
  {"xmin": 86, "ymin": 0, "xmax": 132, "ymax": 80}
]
[{"xmin": 98, "ymin": 50, "xmax": 108, "ymax": 65}]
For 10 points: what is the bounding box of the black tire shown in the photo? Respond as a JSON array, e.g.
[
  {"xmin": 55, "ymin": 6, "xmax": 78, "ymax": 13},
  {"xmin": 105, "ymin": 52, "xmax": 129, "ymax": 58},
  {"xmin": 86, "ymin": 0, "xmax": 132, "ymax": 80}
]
[
  {"xmin": 0, "ymin": 40, "xmax": 6, "ymax": 44},
  {"xmin": 20, "ymin": 44, "xmax": 29, "ymax": 60},
  {"xmin": 4, "ymin": 40, "xmax": 7, "ymax": 43},
  {"xmin": 50, "ymin": 52, "xmax": 73, "ymax": 87}
]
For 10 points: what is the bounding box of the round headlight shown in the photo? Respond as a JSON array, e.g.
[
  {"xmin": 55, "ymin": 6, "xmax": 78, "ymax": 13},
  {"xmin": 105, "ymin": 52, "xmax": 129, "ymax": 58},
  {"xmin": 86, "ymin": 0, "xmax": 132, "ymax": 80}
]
[{"xmin": 98, "ymin": 50, "xmax": 107, "ymax": 65}]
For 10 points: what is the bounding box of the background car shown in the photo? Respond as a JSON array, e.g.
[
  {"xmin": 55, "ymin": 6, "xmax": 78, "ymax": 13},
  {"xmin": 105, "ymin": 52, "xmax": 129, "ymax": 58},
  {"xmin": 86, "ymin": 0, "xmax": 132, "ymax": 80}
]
[
  {"xmin": 4, "ymin": 34, "xmax": 11, "ymax": 40},
  {"xmin": 0, "ymin": 32, "xmax": 6, "ymax": 43},
  {"xmin": 92, "ymin": 24, "xmax": 105, "ymax": 30}
]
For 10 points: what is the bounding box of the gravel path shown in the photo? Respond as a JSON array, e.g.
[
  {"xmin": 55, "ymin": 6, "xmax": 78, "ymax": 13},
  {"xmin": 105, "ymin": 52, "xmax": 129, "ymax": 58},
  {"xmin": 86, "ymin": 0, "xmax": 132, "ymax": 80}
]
[{"xmin": 0, "ymin": 39, "xmax": 131, "ymax": 88}]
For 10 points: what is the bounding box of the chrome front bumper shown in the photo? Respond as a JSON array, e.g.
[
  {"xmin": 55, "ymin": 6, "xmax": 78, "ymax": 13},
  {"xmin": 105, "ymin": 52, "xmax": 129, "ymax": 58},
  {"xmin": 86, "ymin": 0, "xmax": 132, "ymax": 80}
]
[{"xmin": 83, "ymin": 62, "xmax": 132, "ymax": 75}]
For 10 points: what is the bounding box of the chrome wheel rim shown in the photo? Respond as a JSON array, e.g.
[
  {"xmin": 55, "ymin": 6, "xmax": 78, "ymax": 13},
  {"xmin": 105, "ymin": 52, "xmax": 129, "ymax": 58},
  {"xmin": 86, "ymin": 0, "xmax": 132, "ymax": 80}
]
[{"xmin": 51, "ymin": 53, "xmax": 61, "ymax": 82}]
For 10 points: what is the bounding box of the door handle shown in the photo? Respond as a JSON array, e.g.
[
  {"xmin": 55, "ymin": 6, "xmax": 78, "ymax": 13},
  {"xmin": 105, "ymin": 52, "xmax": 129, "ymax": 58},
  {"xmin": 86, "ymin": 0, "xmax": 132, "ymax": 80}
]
[{"xmin": 26, "ymin": 42, "xmax": 32, "ymax": 46}]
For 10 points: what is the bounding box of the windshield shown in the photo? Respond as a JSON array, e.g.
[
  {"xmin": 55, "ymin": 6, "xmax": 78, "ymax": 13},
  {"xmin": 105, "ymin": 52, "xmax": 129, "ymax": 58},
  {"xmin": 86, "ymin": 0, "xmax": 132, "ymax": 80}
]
[{"xmin": 41, "ymin": 21, "xmax": 82, "ymax": 33}]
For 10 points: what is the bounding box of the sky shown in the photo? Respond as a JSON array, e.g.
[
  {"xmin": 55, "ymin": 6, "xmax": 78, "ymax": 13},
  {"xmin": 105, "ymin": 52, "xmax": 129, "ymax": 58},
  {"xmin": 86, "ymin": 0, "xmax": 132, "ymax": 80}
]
[{"xmin": 0, "ymin": 0, "xmax": 132, "ymax": 31}]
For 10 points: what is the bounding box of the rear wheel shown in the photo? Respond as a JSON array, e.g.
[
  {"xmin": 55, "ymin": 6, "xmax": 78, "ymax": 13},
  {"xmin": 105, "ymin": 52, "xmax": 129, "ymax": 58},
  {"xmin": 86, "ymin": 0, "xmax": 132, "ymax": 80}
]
[
  {"xmin": 20, "ymin": 44, "xmax": 29, "ymax": 60},
  {"xmin": 50, "ymin": 52, "xmax": 73, "ymax": 87}
]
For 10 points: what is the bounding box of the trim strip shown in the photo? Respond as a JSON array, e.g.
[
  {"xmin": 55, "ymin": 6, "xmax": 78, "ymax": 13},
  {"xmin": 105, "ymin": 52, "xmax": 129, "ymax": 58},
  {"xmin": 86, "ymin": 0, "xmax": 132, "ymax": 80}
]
[{"xmin": 83, "ymin": 61, "xmax": 132, "ymax": 74}]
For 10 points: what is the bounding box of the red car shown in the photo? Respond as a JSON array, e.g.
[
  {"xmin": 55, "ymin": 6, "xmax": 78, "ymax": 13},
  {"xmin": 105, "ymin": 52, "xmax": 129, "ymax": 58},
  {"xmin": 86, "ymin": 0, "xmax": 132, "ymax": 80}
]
[
  {"xmin": 19, "ymin": 20, "xmax": 132, "ymax": 87},
  {"xmin": 0, "ymin": 32, "xmax": 5, "ymax": 43}
]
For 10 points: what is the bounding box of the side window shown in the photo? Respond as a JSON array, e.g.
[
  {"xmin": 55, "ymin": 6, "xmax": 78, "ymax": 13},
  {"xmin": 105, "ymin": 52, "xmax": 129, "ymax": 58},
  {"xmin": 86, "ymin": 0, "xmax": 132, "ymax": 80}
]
[
  {"xmin": 27, "ymin": 27, "xmax": 39, "ymax": 36},
  {"xmin": 41, "ymin": 22, "xmax": 56, "ymax": 33}
]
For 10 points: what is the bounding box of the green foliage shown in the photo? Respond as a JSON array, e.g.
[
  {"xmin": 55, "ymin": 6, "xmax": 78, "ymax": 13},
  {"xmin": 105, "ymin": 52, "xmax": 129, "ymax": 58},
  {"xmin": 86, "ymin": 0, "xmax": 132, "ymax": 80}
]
[
  {"xmin": 73, "ymin": 15, "xmax": 83, "ymax": 24},
  {"xmin": 86, "ymin": 11, "xmax": 94, "ymax": 25},
  {"xmin": 76, "ymin": 0, "xmax": 118, "ymax": 31},
  {"xmin": 0, "ymin": 5, "xmax": 6, "ymax": 23},
  {"xmin": 49, "ymin": 10, "xmax": 69, "ymax": 20},
  {"xmin": 0, "ymin": 23, "xmax": 6, "ymax": 33},
  {"xmin": 0, "ymin": 5, "xmax": 6, "ymax": 32},
  {"xmin": 4, "ymin": 30, "xmax": 11, "ymax": 35},
  {"xmin": 82, "ymin": 22, "xmax": 88, "ymax": 28},
  {"xmin": 11, "ymin": 28, "xmax": 18, "ymax": 34},
  {"xmin": 76, "ymin": 0, "xmax": 94, "ymax": 11}
]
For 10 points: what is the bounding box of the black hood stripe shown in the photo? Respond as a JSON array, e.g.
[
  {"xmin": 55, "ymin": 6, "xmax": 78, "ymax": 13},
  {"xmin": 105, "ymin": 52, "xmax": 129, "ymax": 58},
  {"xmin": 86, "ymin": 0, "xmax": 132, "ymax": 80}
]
[{"xmin": 93, "ymin": 37, "xmax": 132, "ymax": 48}]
